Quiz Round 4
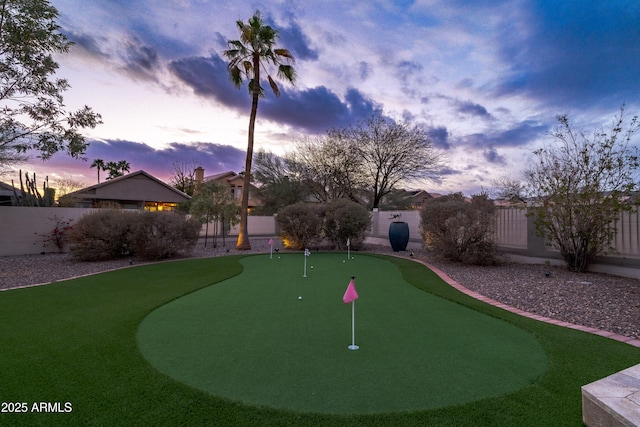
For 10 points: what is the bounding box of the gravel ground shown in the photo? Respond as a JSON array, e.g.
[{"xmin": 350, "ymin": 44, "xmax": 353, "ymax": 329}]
[{"xmin": 1, "ymin": 238, "xmax": 639, "ymax": 340}]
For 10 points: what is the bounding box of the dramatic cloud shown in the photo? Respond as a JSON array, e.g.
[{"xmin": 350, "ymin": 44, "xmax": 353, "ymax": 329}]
[
  {"xmin": 358, "ymin": 62, "xmax": 372, "ymax": 80},
  {"xmin": 120, "ymin": 37, "xmax": 161, "ymax": 81},
  {"xmin": 460, "ymin": 120, "xmax": 549, "ymax": 149},
  {"xmin": 64, "ymin": 30, "xmax": 110, "ymax": 60},
  {"xmin": 22, "ymin": 0, "xmax": 638, "ymax": 196},
  {"xmin": 482, "ymin": 147, "xmax": 507, "ymax": 165},
  {"xmin": 455, "ymin": 100, "xmax": 492, "ymax": 119},
  {"xmin": 492, "ymin": 1, "xmax": 640, "ymax": 110},
  {"xmin": 22, "ymin": 140, "xmax": 246, "ymax": 185},
  {"xmin": 261, "ymin": 86, "xmax": 381, "ymax": 132},
  {"xmin": 169, "ymin": 52, "xmax": 381, "ymax": 133},
  {"xmin": 272, "ymin": 19, "xmax": 319, "ymax": 61},
  {"xmin": 168, "ymin": 55, "xmax": 247, "ymax": 110},
  {"xmin": 429, "ymin": 126, "xmax": 452, "ymax": 150}
]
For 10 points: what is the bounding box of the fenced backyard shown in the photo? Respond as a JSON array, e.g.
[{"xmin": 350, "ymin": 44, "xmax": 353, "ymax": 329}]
[{"xmin": 2, "ymin": 206, "xmax": 640, "ymax": 276}]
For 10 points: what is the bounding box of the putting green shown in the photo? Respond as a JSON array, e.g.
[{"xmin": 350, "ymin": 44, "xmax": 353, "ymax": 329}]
[{"xmin": 137, "ymin": 253, "xmax": 548, "ymax": 414}]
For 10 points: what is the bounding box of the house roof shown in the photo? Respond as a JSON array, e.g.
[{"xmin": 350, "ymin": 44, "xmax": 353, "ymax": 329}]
[
  {"xmin": 67, "ymin": 170, "xmax": 190, "ymax": 202},
  {"xmin": 0, "ymin": 181, "xmax": 19, "ymax": 196},
  {"xmin": 204, "ymin": 171, "xmax": 238, "ymax": 182},
  {"xmin": 204, "ymin": 171, "xmax": 258, "ymax": 188}
]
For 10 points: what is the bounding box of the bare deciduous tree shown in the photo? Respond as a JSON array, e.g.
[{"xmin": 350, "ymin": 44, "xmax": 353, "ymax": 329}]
[
  {"xmin": 356, "ymin": 115, "xmax": 445, "ymax": 209},
  {"xmin": 169, "ymin": 161, "xmax": 199, "ymax": 196},
  {"xmin": 291, "ymin": 132, "xmax": 367, "ymax": 204},
  {"xmin": 252, "ymin": 150, "xmax": 306, "ymax": 214},
  {"xmin": 525, "ymin": 106, "xmax": 639, "ymax": 272},
  {"xmin": 52, "ymin": 177, "xmax": 84, "ymax": 198},
  {"xmin": 490, "ymin": 175, "xmax": 526, "ymax": 204}
]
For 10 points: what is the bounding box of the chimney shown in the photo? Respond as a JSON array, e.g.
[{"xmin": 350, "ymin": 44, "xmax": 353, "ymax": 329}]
[{"xmin": 195, "ymin": 166, "xmax": 204, "ymax": 184}]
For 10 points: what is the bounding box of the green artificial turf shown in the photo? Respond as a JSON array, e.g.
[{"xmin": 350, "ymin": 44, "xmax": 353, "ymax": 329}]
[
  {"xmin": 0, "ymin": 253, "xmax": 639, "ymax": 426},
  {"xmin": 138, "ymin": 253, "xmax": 547, "ymax": 414}
]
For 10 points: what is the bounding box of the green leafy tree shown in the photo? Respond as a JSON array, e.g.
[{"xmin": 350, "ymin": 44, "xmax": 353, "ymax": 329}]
[
  {"xmin": 525, "ymin": 106, "xmax": 639, "ymax": 272},
  {"xmin": 224, "ymin": 10, "xmax": 296, "ymax": 250},
  {"xmin": 0, "ymin": 0, "xmax": 102, "ymax": 172},
  {"xmin": 189, "ymin": 180, "xmax": 240, "ymax": 247}
]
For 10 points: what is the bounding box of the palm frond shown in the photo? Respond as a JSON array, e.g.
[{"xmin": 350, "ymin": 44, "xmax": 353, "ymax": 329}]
[
  {"xmin": 242, "ymin": 60, "xmax": 253, "ymax": 74},
  {"xmin": 248, "ymin": 79, "xmax": 265, "ymax": 97},
  {"xmin": 274, "ymin": 49, "xmax": 295, "ymax": 62},
  {"xmin": 225, "ymin": 10, "xmax": 296, "ymax": 96},
  {"xmin": 228, "ymin": 66, "xmax": 243, "ymax": 88},
  {"xmin": 277, "ymin": 65, "xmax": 296, "ymax": 84},
  {"xmin": 267, "ymin": 75, "xmax": 280, "ymax": 97}
]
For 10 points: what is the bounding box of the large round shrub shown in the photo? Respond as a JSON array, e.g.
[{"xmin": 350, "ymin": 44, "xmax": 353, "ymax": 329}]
[
  {"xmin": 69, "ymin": 210, "xmax": 201, "ymax": 261},
  {"xmin": 323, "ymin": 198, "xmax": 371, "ymax": 250},
  {"xmin": 276, "ymin": 203, "xmax": 323, "ymax": 250},
  {"xmin": 68, "ymin": 210, "xmax": 135, "ymax": 261},
  {"xmin": 129, "ymin": 211, "xmax": 201, "ymax": 259},
  {"xmin": 420, "ymin": 192, "xmax": 497, "ymax": 265}
]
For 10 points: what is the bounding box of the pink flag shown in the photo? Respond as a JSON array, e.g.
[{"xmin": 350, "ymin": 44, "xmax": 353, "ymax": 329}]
[
  {"xmin": 343, "ymin": 279, "xmax": 359, "ymax": 304},
  {"xmin": 269, "ymin": 239, "xmax": 273, "ymax": 246}
]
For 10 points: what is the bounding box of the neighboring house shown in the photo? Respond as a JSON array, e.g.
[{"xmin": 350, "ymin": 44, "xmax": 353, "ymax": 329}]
[
  {"xmin": 408, "ymin": 190, "xmax": 441, "ymax": 210},
  {"xmin": 0, "ymin": 181, "xmax": 19, "ymax": 206},
  {"xmin": 63, "ymin": 170, "xmax": 190, "ymax": 210},
  {"xmin": 195, "ymin": 167, "xmax": 263, "ymax": 212}
]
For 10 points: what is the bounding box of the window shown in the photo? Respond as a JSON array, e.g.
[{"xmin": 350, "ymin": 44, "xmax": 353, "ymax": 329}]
[{"xmin": 144, "ymin": 202, "xmax": 178, "ymax": 212}]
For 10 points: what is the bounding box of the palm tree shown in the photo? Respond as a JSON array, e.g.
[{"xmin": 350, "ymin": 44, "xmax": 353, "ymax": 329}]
[
  {"xmin": 224, "ymin": 10, "xmax": 296, "ymax": 250},
  {"xmin": 105, "ymin": 160, "xmax": 131, "ymax": 180},
  {"xmin": 116, "ymin": 160, "xmax": 130, "ymax": 175},
  {"xmin": 90, "ymin": 159, "xmax": 106, "ymax": 183}
]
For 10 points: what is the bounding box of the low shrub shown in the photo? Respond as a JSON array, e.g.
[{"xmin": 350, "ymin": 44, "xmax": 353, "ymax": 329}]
[
  {"xmin": 129, "ymin": 211, "xmax": 201, "ymax": 259},
  {"xmin": 276, "ymin": 203, "xmax": 323, "ymax": 250},
  {"xmin": 68, "ymin": 210, "xmax": 134, "ymax": 261},
  {"xmin": 421, "ymin": 192, "xmax": 498, "ymax": 265},
  {"xmin": 323, "ymin": 198, "xmax": 371, "ymax": 249}
]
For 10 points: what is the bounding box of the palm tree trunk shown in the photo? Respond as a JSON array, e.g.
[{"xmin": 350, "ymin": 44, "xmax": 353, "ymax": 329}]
[{"xmin": 236, "ymin": 81, "xmax": 260, "ymax": 250}]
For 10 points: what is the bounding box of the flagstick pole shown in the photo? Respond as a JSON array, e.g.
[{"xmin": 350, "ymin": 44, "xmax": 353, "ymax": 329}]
[
  {"xmin": 303, "ymin": 252, "xmax": 307, "ymax": 277},
  {"xmin": 348, "ymin": 300, "xmax": 359, "ymax": 350}
]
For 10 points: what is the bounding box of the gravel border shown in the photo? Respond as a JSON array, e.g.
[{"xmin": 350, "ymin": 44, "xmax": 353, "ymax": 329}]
[{"xmin": 1, "ymin": 238, "xmax": 638, "ymax": 340}]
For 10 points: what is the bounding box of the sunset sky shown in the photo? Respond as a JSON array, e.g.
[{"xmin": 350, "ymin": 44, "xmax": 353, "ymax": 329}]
[{"xmin": 6, "ymin": 0, "xmax": 640, "ymax": 195}]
